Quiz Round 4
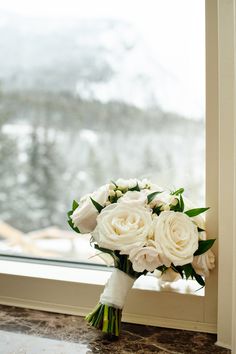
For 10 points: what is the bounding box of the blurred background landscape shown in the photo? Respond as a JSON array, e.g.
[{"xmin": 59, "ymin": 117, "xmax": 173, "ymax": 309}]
[{"xmin": 0, "ymin": 1, "xmax": 205, "ymax": 261}]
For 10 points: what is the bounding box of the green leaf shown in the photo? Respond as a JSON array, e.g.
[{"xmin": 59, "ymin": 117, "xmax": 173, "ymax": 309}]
[
  {"xmin": 171, "ymin": 188, "xmax": 184, "ymax": 196},
  {"xmin": 147, "ymin": 191, "xmax": 163, "ymax": 204},
  {"xmin": 179, "ymin": 194, "xmax": 184, "ymax": 212},
  {"xmin": 110, "ymin": 180, "xmax": 118, "ymax": 188},
  {"xmin": 152, "ymin": 205, "xmax": 162, "ymax": 215},
  {"xmin": 90, "ymin": 197, "xmax": 104, "ymax": 213},
  {"xmin": 197, "ymin": 227, "xmax": 205, "ymax": 232},
  {"xmin": 182, "ymin": 263, "xmax": 194, "ymax": 279},
  {"xmin": 171, "ymin": 195, "xmax": 184, "ymax": 212},
  {"xmin": 173, "ymin": 264, "xmax": 205, "ymax": 288},
  {"xmin": 67, "ymin": 218, "xmax": 80, "ymax": 233},
  {"xmin": 170, "ymin": 203, "xmax": 179, "ymax": 212},
  {"xmin": 182, "ymin": 264, "xmax": 206, "ymax": 287},
  {"xmin": 185, "ymin": 207, "xmax": 209, "ymax": 217},
  {"xmin": 193, "ymin": 272, "xmax": 205, "ymax": 287},
  {"xmin": 67, "ymin": 210, "xmax": 73, "ymax": 218},
  {"xmin": 194, "ymin": 239, "xmax": 216, "ymax": 256},
  {"xmin": 129, "ymin": 183, "xmax": 140, "ymax": 191},
  {"xmin": 156, "ymin": 265, "xmax": 168, "ymax": 274},
  {"xmin": 109, "ymin": 195, "xmax": 118, "ymax": 204},
  {"xmin": 72, "ymin": 200, "xmax": 79, "ymax": 211},
  {"xmin": 67, "ymin": 204, "xmax": 80, "ymax": 233}
]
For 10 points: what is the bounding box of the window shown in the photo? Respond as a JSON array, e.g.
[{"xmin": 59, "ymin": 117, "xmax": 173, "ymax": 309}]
[
  {"xmin": 0, "ymin": 0, "xmax": 224, "ymax": 336},
  {"xmin": 0, "ymin": 0, "xmax": 205, "ymax": 264}
]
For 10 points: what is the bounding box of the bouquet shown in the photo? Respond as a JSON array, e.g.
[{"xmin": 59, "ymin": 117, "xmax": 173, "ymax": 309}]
[{"xmin": 68, "ymin": 178, "xmax": 215, "ymax": 337}]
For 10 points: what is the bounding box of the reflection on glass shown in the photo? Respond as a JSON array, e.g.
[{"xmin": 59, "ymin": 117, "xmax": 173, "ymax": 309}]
[{"xmin": 0, "ymin": 0, "xmax": 205, "ymax": 262}]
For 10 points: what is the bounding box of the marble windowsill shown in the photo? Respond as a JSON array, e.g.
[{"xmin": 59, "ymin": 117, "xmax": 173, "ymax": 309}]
[{"xmin": 0, "ymin": 305, "xmax": 230, "ymax": 354}]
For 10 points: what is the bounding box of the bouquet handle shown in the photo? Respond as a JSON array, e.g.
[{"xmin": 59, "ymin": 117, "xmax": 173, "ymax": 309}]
[{"xmin": 86, "ymin": 268, "xmax": 135, "ymax": 336}]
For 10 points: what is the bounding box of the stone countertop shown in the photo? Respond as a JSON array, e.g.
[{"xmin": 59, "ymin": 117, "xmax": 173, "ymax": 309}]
[{"xmin": 0, "ymin": 305, "xmax": 230, "ymax": 354}]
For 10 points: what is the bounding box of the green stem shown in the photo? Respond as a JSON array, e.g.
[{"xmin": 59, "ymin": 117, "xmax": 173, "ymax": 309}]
[
  {"xmin": 102, "ymin": 304, "xmax": 109, "ymax": 333},
  {"xmin": 93, "ymin": 304, "xmax": 104, "ymax": 328},
  {"xmin": 85, "ymin": 302, "xmax": 101, "ymax": 322}
]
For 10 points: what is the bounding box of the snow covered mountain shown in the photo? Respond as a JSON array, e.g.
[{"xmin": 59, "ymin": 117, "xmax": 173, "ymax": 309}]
[{"xmin": 0, "ymin": 11, "xmax": 193, "ymax": 116}]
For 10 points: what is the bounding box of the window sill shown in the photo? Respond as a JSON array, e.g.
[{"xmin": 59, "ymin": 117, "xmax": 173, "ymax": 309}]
[
  {"xmin": 0, "ymin": 259, "xmax": 203, "ymax": 295},
  {"xmin": 0, "ymin": 258, "xmax": 214, "ymax": 333}
]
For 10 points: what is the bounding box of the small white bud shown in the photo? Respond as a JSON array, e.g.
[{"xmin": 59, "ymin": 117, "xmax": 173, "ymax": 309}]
[
  {"xmin": 109, "ymin": 183, "xmax": 116, "ymax": 190},
  {"xmin": 116, "ymin": 190, "xmax": 123, "ymax": 198},
  {"xmin": 150, "ymin": 199, "xmax": 162, "ymax": 209},
  {"xmin": 161, "ymin": 204, "xmax": 170, "ymax": 211},
  {"xmin": 170, "ymin": 197, "xmax": 178, "ymax": 206},
  {"xmin": 149, "ymin": 201, "xmax": 156, "ymax": 209},
  {"xmin": 140, "ymin": 178, "xmax": 150, "ymax": 189},
  {"xmin": 128, "ymin": 179, "xmax": 138, "ymax": 188},
  {"xmin": 109, "ymin": 190, "xmax": 115, "ymax": 197}
]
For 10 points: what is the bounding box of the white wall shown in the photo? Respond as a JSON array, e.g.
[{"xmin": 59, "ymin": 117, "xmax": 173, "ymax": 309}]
[{"xmin": 215, "ymin": 0, "xmax": 236, "ymax": 350}]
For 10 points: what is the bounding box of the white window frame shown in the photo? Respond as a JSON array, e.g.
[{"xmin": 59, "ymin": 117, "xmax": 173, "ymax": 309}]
[{"xmin": 0, "ymin": 1, "xmax": 235, "ymax": 350}]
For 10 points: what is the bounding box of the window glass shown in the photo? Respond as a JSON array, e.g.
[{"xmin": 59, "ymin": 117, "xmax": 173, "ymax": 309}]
[{"xmin": 0, "ymin": 0, "xmax": 205, "ymax": 263}]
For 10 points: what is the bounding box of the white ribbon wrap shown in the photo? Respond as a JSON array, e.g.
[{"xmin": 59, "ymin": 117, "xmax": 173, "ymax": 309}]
[{"xmin": 100, "ymin": 269, "xmax": 135, "ymax": 309}]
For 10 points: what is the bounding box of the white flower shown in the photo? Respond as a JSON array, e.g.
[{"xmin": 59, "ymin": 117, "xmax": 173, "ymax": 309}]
[
  {"xmin": 115, "ymin": 178, "xmax": 138, "ymax": 190},
  {"xmin": 161, "ymin": 204, "xmax": 170, "ymax": 211},
  {"xmin": 109, "ymin": 189, "xmax": 116, "ymax": 197},
  {"xmin": 118, "ymin": 190, "xmax": 148, "ymax": 206},
  {"xmin": 129, "ymin": 243, "xmax": 163, "ymax": 272},
  {"xmin": 115, "ymin": 178, "xmax": 127, "ymax": 189},
  {"xmin": 157, "ymin": 268, "xmax": 181, "ymax": 282},
  {"xmin": 148, "ymin": 191, "xmax": 171, "ymax": 209},
  {"xmin": 154, "ymin": 211, "xmax": 199, "ymax": 266},
  {"xmin": 149, "ymin": 183, "xmax": 163, "ymax": 192},
  {"xmin": 198, "ymin": 231, "xmax": 207, "ymax": 241},
  {"xmin": 71, "ymin": 184, "xmax": 109, "ymax": 233},
  {"xmin": 127, "ymin": 178, "xmax": 139, "ymax": 188},
  {"xmin": 116, "ymin": 190, "xmax": 123, "ymax": 198},
  {"xmin": 139, "ymin": 178, "xmax": 151, "ymax": 189},
  {"xmin": 192, "ymin": 214, "xmax": 205, "ymax": 230},
  {"xmin": 170, "ymin": 197, "xmax": 179, "ymax": 206},
  {"xmin": 109, "ymin": 183, "xmax": 116, "ymax": 190},
  {"xmin": 92, "ymin": 203, "xmax": 153, "ymax": 253},
  {"xmin": 192, "ymin": 250, "xmax": 215, "ymax": 277}
]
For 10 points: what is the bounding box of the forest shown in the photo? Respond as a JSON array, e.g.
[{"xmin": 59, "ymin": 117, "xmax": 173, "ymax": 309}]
[{"xmin": 0, "ymin": 89, "xmax": 204, "ymax": 233}]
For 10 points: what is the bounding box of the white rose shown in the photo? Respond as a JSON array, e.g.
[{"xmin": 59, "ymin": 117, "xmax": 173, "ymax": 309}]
[
  {"xmin": 71, "ymin": 184, "xmax": 109, "ymax": 233},
  {"xmin": 115, "ymin": 178, "xmax": 128, "ymax": 189},
  {"xmin": 192, "ymin": 249, "xmax": 215, "ymax": 277},
  {"xmin": 154, "ymin": 211, "xmax": 199, "ymax": 266},
  {"xmin": 192, "ymin": 214, "xmax": 205, "ymax": 230},
  {"xmin": 127, "ymin": 178, "xmax": 139, "ymax": 188},
  {"xmin": 129, "ymin": 243, "xmax": 163, "ymax": 272},
  {"xmin": 115, "ymin": 178, "xmax": 138, "ymax": 190},
  {"xmin": 198, "ymin": 231, "xmax": 207, "ymax": 241},
  {"xmin": 156, "ymin": 268, "xmax": 181, "ymax": 282},
  {"xmin": 118, "ymin": 190, "xmax": 148, "ymax": 206},
  {"xmin": 92, "ymin": 203, "xmax": 153, "ymax": 253}
]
